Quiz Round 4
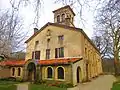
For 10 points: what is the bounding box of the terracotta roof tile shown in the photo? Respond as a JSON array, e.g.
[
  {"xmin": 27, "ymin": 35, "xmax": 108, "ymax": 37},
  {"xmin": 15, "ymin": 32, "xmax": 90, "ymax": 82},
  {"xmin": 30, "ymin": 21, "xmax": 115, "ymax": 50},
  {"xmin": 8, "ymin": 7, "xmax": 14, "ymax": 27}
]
[
  {"xmin": 0, "ymin": 60, "xmax": 25, "ymax": 66},
  {"xmin": 0, "ymin": 57, "xmax": 82, "ymax": 66},
  {"xmin": 38, "ymin": 58, "xmax": 82, "ymax": 65}
]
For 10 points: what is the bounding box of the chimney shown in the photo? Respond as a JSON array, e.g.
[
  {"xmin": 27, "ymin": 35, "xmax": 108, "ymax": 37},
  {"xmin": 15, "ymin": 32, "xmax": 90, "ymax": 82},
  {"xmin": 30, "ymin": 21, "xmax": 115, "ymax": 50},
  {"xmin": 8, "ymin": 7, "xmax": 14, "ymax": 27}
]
[{"xmin": 34, "ymin": 28, "xmax": 38, "ymax": 34}]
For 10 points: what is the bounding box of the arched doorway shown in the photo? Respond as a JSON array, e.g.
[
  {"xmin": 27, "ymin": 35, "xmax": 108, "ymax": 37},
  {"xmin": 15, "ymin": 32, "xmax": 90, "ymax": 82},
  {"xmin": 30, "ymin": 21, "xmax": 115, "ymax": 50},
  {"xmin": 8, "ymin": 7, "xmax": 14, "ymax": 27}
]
[
  {"xmin": 27, "ymin": 62, "xmax": 36, "ymax": 81},
  {"xmin": 77, "ymin": 66, "xmax": 81, "ymax": 83}
]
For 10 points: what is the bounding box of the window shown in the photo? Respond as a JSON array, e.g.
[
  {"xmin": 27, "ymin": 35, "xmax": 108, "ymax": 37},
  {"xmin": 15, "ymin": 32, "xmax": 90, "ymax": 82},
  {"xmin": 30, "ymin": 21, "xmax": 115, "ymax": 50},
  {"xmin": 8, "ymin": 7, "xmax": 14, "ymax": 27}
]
[
  {"xmin": 35, "ymin": 41, "xmax": 39, "ymax": 45},
  {"xmin": 18, "ymin": 68, "xmax": 21, "ymax": 76},
  {"xmin": 55, "ymin": 47, "xmax": 64, "ymax": 58},
  {"xmin": 61, "ymin": 14, "xmax": 65, "ymax": 21},
  {"xmin": 57, "ymin": 15, "xmax": 60, "ymax": 22},
  {"xmin": 32, "ymin": 51, "xmax": 40, "ymax": 60},
  {"xmin": 47, "ymin": 39, "xmax": 50, "ymax": 48},
  {"xmin": 58, "ymin": 35, "xmax": 64, "ymax": 44},
  {"xmin": 59, "ymin": 47, "xmax": 64, "ymax": 58},
  {"xmin": 47, "ymin": 29, "xmax": 51, "ymax": 36},
  {"xmin": 46, "ymin": 49, "xmax": 50, "ymax": 59},
  {"xmin": 12, "ymin": 68, "xmax": 15, "ymax": 76},
  {"xmin": 35, "ymin": 41, "xmax": 39, "ymax": 49},
  {"xmin": 57, "ymin": 67, "xmax": 64, "ymax": 79},
  {"xmin": 47, "ymin": 67, "xmax": 53, "ymax": 78}
]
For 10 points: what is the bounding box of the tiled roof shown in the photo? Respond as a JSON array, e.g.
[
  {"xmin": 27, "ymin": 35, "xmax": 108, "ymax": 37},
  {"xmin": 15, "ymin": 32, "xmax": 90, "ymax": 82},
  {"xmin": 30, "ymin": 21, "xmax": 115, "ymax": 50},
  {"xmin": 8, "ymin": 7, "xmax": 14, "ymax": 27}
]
[
  {"xmin": 0, "ymin": 60, "xmax": 25, "ymax": 66},
  {"xmin": 52, "ymin": 5, "xmax": 75, "ymax": 16},
  {"xmin": 0, "ymin": 58, "xmax": 82, "ymax": 66},
  {"xmin": 38, "ymin": 58, "xmax": 82, "ymax": 65}
]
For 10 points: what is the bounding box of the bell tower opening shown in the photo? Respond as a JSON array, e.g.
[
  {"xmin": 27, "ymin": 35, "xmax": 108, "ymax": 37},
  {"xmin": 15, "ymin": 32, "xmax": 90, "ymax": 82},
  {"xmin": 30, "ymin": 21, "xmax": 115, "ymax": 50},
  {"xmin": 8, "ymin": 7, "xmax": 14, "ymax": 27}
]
[{"xmin": 53, "ymin": 5, "xmax": 75, "ymax": 27}]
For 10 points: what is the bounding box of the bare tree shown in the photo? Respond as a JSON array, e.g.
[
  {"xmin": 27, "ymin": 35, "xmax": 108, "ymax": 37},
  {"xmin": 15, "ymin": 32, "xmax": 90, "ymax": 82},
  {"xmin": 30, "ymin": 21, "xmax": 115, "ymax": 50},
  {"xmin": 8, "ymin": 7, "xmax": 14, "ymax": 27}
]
[
  {"xmin": 92, "ymin": 32, "xmax": 113, "ymax": 60},
  {"xmin": 9, "ymin": 0, "xmax": 43, "ymax": 27},
  {"xmin": 0, "ymin": 9, "xmax": 24, "ymax": 57},
  {"xmin": 94, "ymin": 0, "xmax": 120, "ymax": 75}
]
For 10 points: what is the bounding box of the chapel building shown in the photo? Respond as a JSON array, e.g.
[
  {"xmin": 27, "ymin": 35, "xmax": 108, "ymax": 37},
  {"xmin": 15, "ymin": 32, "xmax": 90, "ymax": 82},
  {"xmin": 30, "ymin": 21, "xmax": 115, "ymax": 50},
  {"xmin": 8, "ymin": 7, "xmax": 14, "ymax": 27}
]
[{"xmin": 0, "ymin": 5, "xmax": 102, "ymax": 86}]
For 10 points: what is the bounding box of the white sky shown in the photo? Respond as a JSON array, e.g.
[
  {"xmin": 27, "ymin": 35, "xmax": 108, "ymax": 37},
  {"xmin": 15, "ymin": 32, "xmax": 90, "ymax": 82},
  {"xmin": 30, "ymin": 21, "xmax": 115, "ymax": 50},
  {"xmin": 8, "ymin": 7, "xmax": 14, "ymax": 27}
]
[{"xmin": 0, "ymin": 0, "xmax": 95, "ymax": 39}]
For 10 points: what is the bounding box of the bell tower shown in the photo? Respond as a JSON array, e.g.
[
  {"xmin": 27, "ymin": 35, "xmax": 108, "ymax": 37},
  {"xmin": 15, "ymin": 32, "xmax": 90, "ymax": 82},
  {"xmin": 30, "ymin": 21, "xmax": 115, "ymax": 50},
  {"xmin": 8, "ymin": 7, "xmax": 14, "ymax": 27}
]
[{"xmin": 53, "ymin": 5, "xmax": 75, "ymax": 27}]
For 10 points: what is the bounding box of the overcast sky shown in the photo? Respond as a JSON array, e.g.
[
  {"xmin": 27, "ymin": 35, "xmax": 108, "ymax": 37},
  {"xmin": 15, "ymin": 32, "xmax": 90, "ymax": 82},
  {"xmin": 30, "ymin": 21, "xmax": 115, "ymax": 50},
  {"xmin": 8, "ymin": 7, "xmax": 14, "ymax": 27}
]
[{"xmin": 0, "ymin": 0, "xmax": 95, "ymax": 39}]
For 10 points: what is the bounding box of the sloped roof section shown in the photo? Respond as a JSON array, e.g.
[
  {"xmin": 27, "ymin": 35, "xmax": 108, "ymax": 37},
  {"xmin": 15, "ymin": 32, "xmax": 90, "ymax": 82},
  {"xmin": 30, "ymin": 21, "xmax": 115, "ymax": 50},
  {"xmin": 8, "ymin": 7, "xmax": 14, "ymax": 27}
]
[
  {"xmin": 0, "ymin": 57, "xmax": 82, "ymax": 66},
  {"xmin": 53, "ymin": 5, "xmax": 75, "ymax": 16},
  {"xmin": 38, "ymin": 57, "xmax": 82, "ymax": 65},
  {"xmin": 0, "ymin": 60, "xmax": 25, "ymax": 66}
]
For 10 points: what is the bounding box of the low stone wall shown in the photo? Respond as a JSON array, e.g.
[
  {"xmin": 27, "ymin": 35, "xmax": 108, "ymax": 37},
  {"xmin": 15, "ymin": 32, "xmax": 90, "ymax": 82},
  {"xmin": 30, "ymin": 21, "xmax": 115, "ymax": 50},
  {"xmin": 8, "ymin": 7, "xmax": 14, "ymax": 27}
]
[{"xmin": 0, "ymin": 67, "xmax": 10, "ymax": 78}]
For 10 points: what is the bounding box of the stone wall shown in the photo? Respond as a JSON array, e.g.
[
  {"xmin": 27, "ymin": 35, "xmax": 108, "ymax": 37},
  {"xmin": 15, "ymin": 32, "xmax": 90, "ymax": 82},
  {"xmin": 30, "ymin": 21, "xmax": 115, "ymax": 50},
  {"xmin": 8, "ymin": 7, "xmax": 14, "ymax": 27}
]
[
  {"xmin": 41, "ymin": 65, "xmax": 72, "ymax": 83},
  {"xmin": 0, "ymin": 67, "xmax": 11, "ymax": 78}
]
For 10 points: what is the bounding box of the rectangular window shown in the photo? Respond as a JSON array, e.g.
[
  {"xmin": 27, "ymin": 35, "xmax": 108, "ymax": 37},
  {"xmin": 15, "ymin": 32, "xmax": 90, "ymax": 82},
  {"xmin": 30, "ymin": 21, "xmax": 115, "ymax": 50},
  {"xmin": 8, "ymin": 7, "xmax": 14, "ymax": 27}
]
[
  {"xmin": 59, "ymin": 47, "xmax": 64, "ymax": 57},
  {"xmin": 35, "ymin": 41, "xmax": 39, "ymax": 49},
  {"xmin": 32, "ymin": 51, "xmax": 40, "ymax": 60},
  {"xmin": 55, "ymin": 47, "xmax": 64, "ymax": 58},
  {"xmin": 58, "ymin": 35, "xmax": 64, "ymax": 44},
  {"xmin": 46, "ymin": 49, "xmax": 50, "ymax": 59}
]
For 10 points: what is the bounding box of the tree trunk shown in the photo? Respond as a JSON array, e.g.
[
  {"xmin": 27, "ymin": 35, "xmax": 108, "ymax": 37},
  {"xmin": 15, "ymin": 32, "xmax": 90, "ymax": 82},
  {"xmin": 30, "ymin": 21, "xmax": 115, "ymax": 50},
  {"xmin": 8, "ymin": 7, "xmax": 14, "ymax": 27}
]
[{"xmin": 114, "ymin": 56, "xmax": 119, "ymax": 76}]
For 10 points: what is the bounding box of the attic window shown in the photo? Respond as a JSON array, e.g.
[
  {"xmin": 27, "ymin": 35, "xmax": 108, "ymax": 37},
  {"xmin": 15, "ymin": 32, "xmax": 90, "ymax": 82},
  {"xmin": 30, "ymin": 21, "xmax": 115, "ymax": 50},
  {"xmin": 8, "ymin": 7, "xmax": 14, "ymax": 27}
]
[
  {"xmin": 47, "ymin": 29, "xmax": 51, "ymax": 36},
  {"xmin": 47, "ymin": 39, "xmax": 50, "ymax": 48},
  {"xmin": 35, "ymin": 41, "xmax": 39, "ymax": 46}
]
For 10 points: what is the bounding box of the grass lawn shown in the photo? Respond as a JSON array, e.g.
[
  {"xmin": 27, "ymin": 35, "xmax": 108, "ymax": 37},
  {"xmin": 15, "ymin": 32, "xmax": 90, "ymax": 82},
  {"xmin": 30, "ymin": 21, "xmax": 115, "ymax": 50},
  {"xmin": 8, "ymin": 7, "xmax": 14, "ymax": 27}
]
[
  {"xmin": 29, "ymin": 84, "xmax": 67, "ymax": 90},
  {"xmin": 112, "ymin": 83, "xmax": 120, "ymax": 90},
  {"xmin": 0, "ymin": 84, "xmax": 16, "ymax": 90},
  {"xmin": 111, "ymin": 76, "xmax": 120, "ymax": 90},
  {"xmin": 0, "ymin": 80, "xmax": 19, "ymax": 90}
]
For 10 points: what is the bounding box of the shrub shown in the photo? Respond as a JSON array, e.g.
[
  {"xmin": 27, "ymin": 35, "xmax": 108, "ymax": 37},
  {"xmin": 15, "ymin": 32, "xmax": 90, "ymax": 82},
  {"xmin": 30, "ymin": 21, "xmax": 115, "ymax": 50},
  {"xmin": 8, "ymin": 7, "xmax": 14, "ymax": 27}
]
[
  {"xmin": 56, "ymin": 82, "xmax": 73, "ymax": 88},
  {"xmin": 16, "ymin": 77, "xmax": 23, "ymax": 82},
  {"xmin": 0, "ymin": 77, "xmax": 16, "ymax": 81}
]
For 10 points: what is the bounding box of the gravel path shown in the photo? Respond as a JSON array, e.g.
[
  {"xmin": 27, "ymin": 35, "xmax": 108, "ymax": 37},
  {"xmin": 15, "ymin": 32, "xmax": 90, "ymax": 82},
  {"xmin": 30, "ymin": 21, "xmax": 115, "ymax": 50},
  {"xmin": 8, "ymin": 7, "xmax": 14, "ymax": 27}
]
[
  {"xmin": 17, "ymin": 83, "xmax": 29, "ymax": 90},
  {"xmin": 68, "ymin": 75, "xmax": 116, "ymax": 90}
]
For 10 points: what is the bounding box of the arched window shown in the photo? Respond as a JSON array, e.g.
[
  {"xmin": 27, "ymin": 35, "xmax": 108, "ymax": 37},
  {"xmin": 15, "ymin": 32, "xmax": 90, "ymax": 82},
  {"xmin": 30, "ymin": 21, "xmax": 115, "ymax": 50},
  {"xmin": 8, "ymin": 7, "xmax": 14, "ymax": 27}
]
[
  {"xmin": 47, "ymin": 67, "xmax": 53, "ymax": 78},
  {"xmin": 57, "ymin": 15, "xmax": 60, "ymax": 22},
  {"xmin": 61, "ymin": 14, "xmax": 65, "ymax": 21},
  {"xmin": 57, "ymin": 67, "xmax": 64, "ymax": 79},
  {"xmin": 12, "ymin": 68, "xmax": 15, "ymax": 76},
  {"xmin": 18, "ymin": 68, "xmax": 21, "ymax": 76}
]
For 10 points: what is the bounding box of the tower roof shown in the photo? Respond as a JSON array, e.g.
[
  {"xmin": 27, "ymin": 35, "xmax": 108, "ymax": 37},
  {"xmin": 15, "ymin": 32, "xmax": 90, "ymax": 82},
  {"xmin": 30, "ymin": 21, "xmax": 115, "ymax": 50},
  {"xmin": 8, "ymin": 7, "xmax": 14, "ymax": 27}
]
[{"xmin": 53, "ymin": 5, "xmax": 75, "ymax": 16}]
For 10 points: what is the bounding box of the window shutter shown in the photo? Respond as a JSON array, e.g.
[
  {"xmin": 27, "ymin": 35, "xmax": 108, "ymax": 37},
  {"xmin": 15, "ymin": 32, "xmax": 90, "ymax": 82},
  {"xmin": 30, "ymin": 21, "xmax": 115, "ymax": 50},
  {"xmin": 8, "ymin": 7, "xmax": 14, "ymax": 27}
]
[
  {"xmin": 32, "ymin": 51, "xmax": 34, "ymax": 59},
  {"xmin": 55, "ymin": 48, "xmax": 58, "ymax": 58},
  {"xmin": 35, "ymin": 51, "xmax": 40, "ymax": 59}
]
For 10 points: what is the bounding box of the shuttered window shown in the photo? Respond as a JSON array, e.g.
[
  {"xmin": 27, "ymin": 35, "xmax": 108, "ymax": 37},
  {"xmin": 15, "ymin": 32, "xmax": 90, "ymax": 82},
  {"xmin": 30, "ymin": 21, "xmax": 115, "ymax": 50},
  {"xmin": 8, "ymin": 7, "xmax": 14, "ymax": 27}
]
[
  {"xmin": 55, "ymin": 47, "xmax": 64, "ymax": 58},
  {"xmin": 46, "ymin": 49, "xmax": 50, "ymax": 59},
  {"xmin": 32, "ymin": 51, "xmax": 40, "ymax": 60}
]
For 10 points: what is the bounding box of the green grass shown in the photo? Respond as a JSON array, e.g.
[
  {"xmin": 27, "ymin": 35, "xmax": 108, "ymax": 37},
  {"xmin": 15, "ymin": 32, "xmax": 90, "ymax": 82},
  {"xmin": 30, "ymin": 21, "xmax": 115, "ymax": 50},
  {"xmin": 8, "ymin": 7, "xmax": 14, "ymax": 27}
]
[
  {"xmin": 29, "ymin": 84, "xmax": 67, "ymax": 90},
  {"xmin": 111, "ymin": 76, "xmax": 120, "ymax": 90},
  {"xmin": 0, "ymin": 84, "xmax": 16, "ymax": 90},
  {"xmin": 0, "ymin": 80, "xmax": 19, "ymax": 90},
  {"xmin": 0, "ymin": 80, "xmax": 19, "ymax": 84}
]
